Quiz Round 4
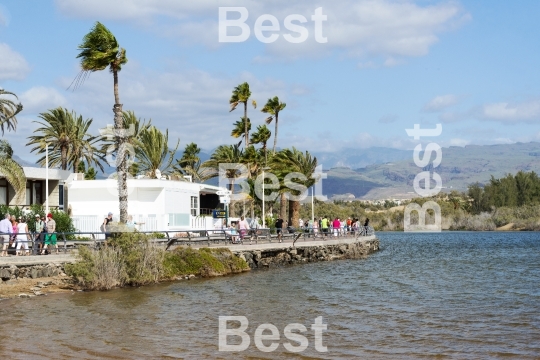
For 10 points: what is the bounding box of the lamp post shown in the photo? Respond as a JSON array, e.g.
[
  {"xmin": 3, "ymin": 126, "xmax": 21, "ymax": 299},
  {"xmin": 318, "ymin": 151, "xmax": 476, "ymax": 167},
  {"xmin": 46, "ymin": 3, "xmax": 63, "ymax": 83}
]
[
  {"xmin": 44, "ymin": 142, "xmax": 49, "ymax": 214},
  {"xmin": 261, "ymin": 166, "xmax": 271, "ymax": 228},
  {"xmin": 311, "ymin": 186, "xmax": 314, "ymax": 226}
]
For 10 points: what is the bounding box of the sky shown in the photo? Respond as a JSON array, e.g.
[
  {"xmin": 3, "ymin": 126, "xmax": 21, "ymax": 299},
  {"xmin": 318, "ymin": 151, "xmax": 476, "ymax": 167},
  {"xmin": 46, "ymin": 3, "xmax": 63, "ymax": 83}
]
[{"xmin": 1, "ymin": 0, "xmax": 540, "ymax": 163}]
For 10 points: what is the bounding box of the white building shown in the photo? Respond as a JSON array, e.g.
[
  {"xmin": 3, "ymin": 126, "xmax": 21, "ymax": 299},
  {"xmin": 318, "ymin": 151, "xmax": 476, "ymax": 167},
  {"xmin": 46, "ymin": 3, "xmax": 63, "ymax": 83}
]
[{"xmin": 67, "ymin": 177, "xmax": 226, "ymax": 233}]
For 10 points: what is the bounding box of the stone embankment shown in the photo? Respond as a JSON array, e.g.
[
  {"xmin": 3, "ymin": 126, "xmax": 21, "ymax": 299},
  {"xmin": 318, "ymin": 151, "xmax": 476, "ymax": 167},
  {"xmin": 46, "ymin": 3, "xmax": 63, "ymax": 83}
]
[
  {"xmin": 232, "ymin": 237, "xmax": 379, "ymax": 269},
  {"xmin": 0, "ymin": 263, "xmax": 67, "ymax": 280}
]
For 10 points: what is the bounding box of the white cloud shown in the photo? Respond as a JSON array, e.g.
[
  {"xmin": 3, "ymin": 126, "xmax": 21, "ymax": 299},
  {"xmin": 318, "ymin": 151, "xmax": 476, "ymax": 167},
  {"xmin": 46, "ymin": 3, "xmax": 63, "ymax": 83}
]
[
  {"xmin": 0, "ymin": 43, "xmax": 31, "ymax": 80},
  {"xmin": 378, "ymin": 114, "xmax": 398, "ymax": 123},
  {"xmin": 19, "ymin": 86, "xmax": 68, "ymax": 114},
  {"xmin": 424, "ymin": 94, "xmax": 460, "ymax": 112},
  {"xmin": 56, "ymin": 0, "xmax": 470, "ymax": 64},
  {"xmin": 449, "ymin": 138, "xmax": 469, "ymax": 147},
  {"xmin": 50, "ymin": 65, "xmax": 304, "ymax": 152},
  {"xmin": 481, "ymin": 99, "xmax": 540, "ymax": 123}
]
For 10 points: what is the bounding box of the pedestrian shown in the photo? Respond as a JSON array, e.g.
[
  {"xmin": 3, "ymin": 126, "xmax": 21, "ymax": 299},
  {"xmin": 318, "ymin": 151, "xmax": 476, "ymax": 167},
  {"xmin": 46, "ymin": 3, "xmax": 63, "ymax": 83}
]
[
  {"xmin": 126, "ymin": 215, "xmax": 144, "ymax": 231},
  {"xmin": 346, "ymin": 217, "xmax": 352, "ymax": 234},
  {"xmin": 0, "ymin": 214, "xmax": 13, "ymax": 257},
  {"xmin": 16, "ymin": 217, "xmax": 30, "ymax": 256},
  {"xmin": 321, "ymin": 216, "xmax": 329, "ymax": 237},
  {"xmin": 102, "ymin": 212, "xmax": 113, "ymax": 239},
  {"xmin": 313, "ymin": 218, "xmax": 319, "ymax": 237},
  {"xmin": 34, "ymin": 214, "xmax": 44, "ymax": 255},
  {"xmin": 10, "ymin": 215, "xmax": 18, "ymax": 244},
  {"xmin": 238, "ymin": 216, "xmax": 249, "ymax": 242},
  {"xmin": 42, "ymin": 213, "xmax": 58, "ymax": 255},
  {"xmin": 333, "ymin": 217, "xmax": 340, "ymax": 237},
  {"xmin": 275, "ymin": 217, "xmax": 284, "ymax": 242}
]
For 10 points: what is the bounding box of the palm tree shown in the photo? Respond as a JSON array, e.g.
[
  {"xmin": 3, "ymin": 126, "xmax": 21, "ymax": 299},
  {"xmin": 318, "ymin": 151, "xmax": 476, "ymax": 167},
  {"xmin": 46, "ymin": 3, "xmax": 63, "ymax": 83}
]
[
  {"xmin": 100, "ymin": 110, "xmax": 152, "ymax": 175},
  {"xmin": 229, "ymin": 82, "xmax": 256, "ymax": 148},
  {"xmin": 250, "ymin": 124, "xmax": 271, "ymax": 165},
  {"xmin": 202, "ymin": 144, "xmax": 245, "ymax": 217},
  {"xmin": 27, "ymin": 108, "xmax": 103, "ymax": 172},
  {"xmin": 262, "ymin": 96, "xmax": 286, "ymax": 154},
  {"xmin": 173, "ymin": 142, "xmax": 212, "ymax": 182},
  {"xmin": 231, "ymin": 117, "xmax": 251, "ymax": 140},
  {"xmin": 0, "ymin": 140, "xmax": 26, "ymax": 203},
  {"xmin": 135, "ymin": 126, "xmax": 179, "ymax": 178},
  {"xmin": 77, "ymin": 21, "xmax": 129, "ymax": 222},
  {"xmin": 0, "ymin": 89, "xmax": 23, "ymax": 134},
  {"xmin": 272, "ymin": 148, "xmax": 318, "ymax": 227}
]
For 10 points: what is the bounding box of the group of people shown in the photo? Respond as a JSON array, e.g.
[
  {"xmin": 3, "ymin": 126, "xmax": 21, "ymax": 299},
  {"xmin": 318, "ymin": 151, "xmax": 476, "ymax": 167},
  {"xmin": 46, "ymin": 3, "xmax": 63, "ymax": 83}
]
[
  {"xmin": 0, "ymin": 213, "xmax": 57, "ymax": 257},
  {"xmin": 223, "ymin": 216, "xmax": 252, "ymax": 244},
  {"xmin": 273, "ymin": 216, "xmax": 370, "ymax": 240}
]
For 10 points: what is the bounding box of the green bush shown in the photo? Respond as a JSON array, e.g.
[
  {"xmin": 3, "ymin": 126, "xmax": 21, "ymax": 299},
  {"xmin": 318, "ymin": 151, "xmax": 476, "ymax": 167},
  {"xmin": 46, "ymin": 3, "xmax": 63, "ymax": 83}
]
[{"xmin": 163, "ymin": 247, "xmax": 249, "ymax": 278}]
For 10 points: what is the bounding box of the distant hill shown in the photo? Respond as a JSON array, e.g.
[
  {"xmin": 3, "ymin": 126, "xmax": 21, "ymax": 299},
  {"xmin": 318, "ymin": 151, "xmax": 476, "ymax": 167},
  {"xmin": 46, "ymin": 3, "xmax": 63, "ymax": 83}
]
[{"xmin": 322, "ymin": 142, "xmax": 540, "ymax": 200}]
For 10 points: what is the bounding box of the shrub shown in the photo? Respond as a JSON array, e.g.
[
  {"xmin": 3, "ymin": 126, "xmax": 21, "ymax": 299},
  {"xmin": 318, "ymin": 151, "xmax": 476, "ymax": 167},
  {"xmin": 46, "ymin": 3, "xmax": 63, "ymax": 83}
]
[{"xmin": 163, "ymin": 247, "xmax": 249, "ymax": 278}]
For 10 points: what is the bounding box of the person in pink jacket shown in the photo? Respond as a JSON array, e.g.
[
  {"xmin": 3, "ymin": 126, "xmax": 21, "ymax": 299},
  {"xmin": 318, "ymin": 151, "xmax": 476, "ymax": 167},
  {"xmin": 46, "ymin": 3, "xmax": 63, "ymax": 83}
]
[{"xmin": 332, "ymin": 218, "xmax": 340, "ymax": 237}]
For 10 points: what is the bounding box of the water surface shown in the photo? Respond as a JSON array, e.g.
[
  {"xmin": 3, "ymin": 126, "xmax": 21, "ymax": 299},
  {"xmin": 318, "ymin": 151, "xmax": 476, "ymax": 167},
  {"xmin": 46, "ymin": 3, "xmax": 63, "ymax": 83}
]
[{"xmin": 0, "ymin": 232, "xmax": 538, "ymax": 359}]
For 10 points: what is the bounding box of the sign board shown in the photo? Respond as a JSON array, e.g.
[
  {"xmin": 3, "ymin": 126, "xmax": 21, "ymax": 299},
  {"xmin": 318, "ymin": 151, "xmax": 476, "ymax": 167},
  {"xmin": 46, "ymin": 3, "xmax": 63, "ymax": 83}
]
[
  {"xmin": 212, "ymin": 210, "xmax": 227, "ymax": 219},
  {"xmin": 216, "ymin": 190, "xmax": 232, "ymax": 196},
  {"xmin": 220, "ymin": 198, "xmax": 230, "ymax": 204}
]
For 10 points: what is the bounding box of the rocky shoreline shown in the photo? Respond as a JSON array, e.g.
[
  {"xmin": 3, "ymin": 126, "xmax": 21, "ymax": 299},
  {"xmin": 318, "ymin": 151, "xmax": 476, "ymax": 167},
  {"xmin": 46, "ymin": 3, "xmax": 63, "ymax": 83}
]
[
  {"xmin": 234, "ymin": 238, "xmax": 380, "ymax": 269},
  {"xmin": 0, "ymin": 237, "xmax": 380, "ymax": 299}
]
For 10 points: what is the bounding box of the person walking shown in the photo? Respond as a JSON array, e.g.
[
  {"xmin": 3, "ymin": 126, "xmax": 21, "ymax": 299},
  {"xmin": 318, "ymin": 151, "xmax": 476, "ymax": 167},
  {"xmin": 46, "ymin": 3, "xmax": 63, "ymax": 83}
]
[
  {"xmin": 16, "ymin": 217, "xmax": 30, "ymax": 256},
  {"xmin": 42, "ymin": 213, "xmax": 58, "ymax": 255},
  {"xmin": 238, "ymin": 216, "xmax": 249, "ymax": 242},
  {"xmin": 0, "ymin": 214, "xmax": 13, "ymax": 257},
  {"xmin": 34, "ymin": 214, "xmax": 44, "ymax": 255},
  {"xmin": 275, "ymin": 217, "xmax": 284, "ymax": 242},
  {"xmin": 102, "ymin": 212, "xmax": 113, "ymax": 239},
  {"xmin": 321, "ymin": 216, "xmax": 329, "ymax": 237},
  {"xmin": 333, "ymin": 217, "xmax": 340, "ymax": 237}
]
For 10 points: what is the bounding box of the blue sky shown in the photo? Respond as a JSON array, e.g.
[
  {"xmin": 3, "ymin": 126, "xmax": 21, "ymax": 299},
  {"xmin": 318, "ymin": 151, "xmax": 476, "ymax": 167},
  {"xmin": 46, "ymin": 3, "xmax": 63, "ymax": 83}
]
[{"xmin": 1, "ymin": 0, "xmax": 540, "ymax": 163}]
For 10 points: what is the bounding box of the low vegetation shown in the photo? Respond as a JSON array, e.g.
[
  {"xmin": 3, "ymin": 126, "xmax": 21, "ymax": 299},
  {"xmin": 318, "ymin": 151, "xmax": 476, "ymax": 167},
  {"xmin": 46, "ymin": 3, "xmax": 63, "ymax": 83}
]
[{"xmin": 65, "ymin": 233, "xmax": 249, "ymax": 290}]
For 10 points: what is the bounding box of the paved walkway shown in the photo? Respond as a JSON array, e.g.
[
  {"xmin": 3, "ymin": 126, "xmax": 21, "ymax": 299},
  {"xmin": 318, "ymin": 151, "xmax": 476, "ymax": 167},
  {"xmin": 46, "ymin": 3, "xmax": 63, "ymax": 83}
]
[
  {"xmin": 0, "ymin": 235, "xmax": 377, "ymax": 266},
  {"xmin": 0, "ymin": 253, "xmax": 76, "ymax": 266},
  {"xmin": 190, "ymin": 235, "xmax": 377, "ymax": 251}
]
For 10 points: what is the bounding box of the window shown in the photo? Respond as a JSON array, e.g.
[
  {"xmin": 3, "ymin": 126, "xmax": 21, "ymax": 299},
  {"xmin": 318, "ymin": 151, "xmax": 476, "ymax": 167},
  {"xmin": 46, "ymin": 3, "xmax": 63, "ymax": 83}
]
[
  {"xmin": 59, "ymin": 184, "xmax": 64, "ymax": 210},
  {"xmin": 190, "ymin": 196, "xmax": 199, "ymax": 216}
]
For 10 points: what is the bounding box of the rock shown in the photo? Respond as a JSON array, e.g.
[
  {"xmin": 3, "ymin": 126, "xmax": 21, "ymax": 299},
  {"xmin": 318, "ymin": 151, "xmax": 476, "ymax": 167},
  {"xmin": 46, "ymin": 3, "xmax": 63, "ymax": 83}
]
[
  {"xmin": 33, "ymin": 291, "xmax": 44, "ymax": 296},
  {"xmin": 0, "ymin": 268, "xmax": 11, "ymax": 279},
  {"xmin": 30, "ymin": 287, "xmax": 41, "ymax": 292},
  {"xmin": 30, "ymin": 269, "xmax": 39, "ymax": 279},
  {"xmin": 19, "ymin": 293, "xmax": 31, "ymax": 298},
  {"xmin": 188, "ymin": 274, "xmax": 195, "ymax": 279},
  {"xmin": 289, "ymin": 249, "xmax": 297, "ymax": 255},
  {"xmin": 238, "ymin": 253, "xmax": 246, "ymax": 262}
]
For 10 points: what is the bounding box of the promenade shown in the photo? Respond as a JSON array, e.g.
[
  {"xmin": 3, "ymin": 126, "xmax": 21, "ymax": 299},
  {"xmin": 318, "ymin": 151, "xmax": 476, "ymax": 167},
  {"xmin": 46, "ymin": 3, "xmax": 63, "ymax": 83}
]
[{"xmin": 0, "ymin": 234, "xmax": 377, "ymax": 266}]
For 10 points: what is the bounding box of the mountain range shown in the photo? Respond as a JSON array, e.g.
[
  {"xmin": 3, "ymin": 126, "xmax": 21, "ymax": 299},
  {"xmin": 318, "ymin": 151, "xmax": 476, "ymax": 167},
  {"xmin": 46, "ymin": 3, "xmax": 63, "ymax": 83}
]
[{"xmin": 17, "ymin": 142, "xmax": 540, "ymax": 200}]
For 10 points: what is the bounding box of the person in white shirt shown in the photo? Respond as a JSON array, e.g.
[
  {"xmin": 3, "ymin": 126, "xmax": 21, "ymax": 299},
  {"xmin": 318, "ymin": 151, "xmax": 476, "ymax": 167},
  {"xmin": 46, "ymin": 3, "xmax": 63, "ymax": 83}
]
[{"xmin": 0, "ymin": 214, "xmax": 13, "ymax": 257}]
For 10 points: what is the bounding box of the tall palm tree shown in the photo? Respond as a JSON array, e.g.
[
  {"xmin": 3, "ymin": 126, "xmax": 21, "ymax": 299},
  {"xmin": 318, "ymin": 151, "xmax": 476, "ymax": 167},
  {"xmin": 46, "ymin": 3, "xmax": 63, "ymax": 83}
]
[
  {"xmin": 27, "ymin": 108, "xmax": 103, "ymax": 172},
  {"xmin": 202, "ymin": 144, "xmax": 245, "ymax": 217},
  {"xmin": 77, "ymin": 21, "xmax": 129, "ymax": 222},
  {"xmin": 0, "ymin": 140, "xmax": 26, "ymax": 203},
  {"xmin": 173, "ymin": 142, "xmax": 212, "ymax": 182},
  {"xmin": 250, "ymin": 124, "xmax": 271, "ymax": 165},
  {"xmin": 272, "ymin": 148, "xmax": 318, "ymax": 227},
  {"xmin": 0, "ymin": 89, "xmax": 23, "ymax": 134},
  {"xmin": 262, "ymin": 96, "xmax": 286, "ymax": 154},
  {"xmin": 135, "ymin": 126, "xmax": 179, "ymax": 178},
  {"xmin": 231, "ymin": 117, "xmax": 251, "ymax": 140},
  {"xmin": 229, "ymin": 82, "xmax": 256, "ymax": 148}
]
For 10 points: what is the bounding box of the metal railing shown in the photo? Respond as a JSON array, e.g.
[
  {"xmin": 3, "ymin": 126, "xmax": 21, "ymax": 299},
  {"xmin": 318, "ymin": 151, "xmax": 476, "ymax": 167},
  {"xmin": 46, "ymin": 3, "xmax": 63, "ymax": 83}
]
[{"xmin": 0, "ymin": 226, "xmax": 375, "ymax": 255}]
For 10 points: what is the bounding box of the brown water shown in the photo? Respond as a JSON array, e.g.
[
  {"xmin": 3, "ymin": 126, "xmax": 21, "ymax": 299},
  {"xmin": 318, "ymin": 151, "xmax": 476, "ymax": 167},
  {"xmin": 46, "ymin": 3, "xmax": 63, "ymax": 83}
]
[{"xmin": 0, "ymin": 232, "xmax": 539, "ymax": 359}]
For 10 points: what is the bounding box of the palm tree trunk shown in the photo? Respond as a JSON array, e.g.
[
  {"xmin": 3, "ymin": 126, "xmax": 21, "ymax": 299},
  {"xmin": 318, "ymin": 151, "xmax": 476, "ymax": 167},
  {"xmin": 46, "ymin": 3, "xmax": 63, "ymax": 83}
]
[
  {"xmin": 289, "ymin": 199, "xmax": 300, "ymax": 227},
  {"xmin": 279, "ymin": 192, "xmax": 287, "ymax": 221},
  {"xmin": 244, "ymin": 102, "xmax": 249, "ymax": 148},
  {"xmin": 113, "ymin": 69, "xmax": 128, "ymax": 223},
  {"xmin": 272, "ymin": 113, "xmax": 279, "ymax": 154},
  {"xmin": 61, "ymin": 145, "xmax": 67, "ymax": 170},
  {"xmin": 74, "ymin": 158, "xmax": 80, "ymax": 174},
  {"xmin": 228, "ymin": 179, "xmax": 235, "ymax": 218}
]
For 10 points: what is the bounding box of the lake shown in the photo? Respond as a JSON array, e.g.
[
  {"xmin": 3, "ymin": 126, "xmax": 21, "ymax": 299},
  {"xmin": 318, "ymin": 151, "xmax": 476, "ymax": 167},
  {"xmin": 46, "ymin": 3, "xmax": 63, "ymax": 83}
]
[{"xmin": 0, "ymin": 232, "xmax": 539, "ymax": 359}]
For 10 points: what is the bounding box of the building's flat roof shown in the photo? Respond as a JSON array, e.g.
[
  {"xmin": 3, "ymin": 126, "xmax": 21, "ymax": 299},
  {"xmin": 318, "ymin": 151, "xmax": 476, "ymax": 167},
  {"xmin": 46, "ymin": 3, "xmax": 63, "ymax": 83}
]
[
  {"xmin": 67, "ymin": 178, "xmax": 225, "ymax": 193},
  {"xmin": 0, "ymin": 167, "xmax": 72, "ymax": 181}
]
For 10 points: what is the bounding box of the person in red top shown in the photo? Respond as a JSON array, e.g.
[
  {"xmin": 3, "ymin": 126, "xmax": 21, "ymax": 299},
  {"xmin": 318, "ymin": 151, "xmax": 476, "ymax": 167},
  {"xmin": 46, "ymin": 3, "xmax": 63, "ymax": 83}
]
[
  {"xmin": 346, "ymin": 217, "xmax": 352, "ymax": 234},
  {"xmin": 332, "ymin": 218, "xmax": 340, "ymax": 237}
]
